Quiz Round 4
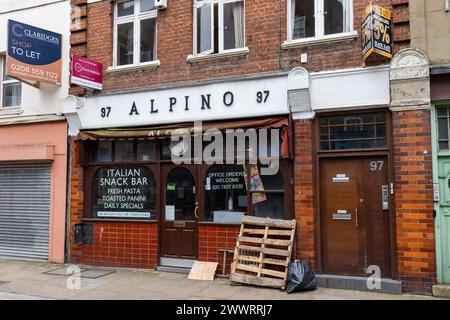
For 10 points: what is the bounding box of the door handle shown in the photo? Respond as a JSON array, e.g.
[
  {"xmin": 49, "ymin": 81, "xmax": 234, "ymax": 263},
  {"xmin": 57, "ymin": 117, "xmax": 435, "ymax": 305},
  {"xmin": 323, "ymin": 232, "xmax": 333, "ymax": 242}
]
[
  {"xmin": 355, "ymin": 208, "xmax": 359, "ymax": 228},
  {"xmin": 194, "ymin": 202, "xmax": 199, "ymax": 219}
]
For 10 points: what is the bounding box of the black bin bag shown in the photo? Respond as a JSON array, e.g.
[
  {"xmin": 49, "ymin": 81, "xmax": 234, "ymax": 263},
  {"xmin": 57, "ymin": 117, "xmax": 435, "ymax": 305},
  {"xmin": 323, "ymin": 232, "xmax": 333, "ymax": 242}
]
[{"xmin": 286, "ymin": 260, "xmax": 317, "ymax": 293}]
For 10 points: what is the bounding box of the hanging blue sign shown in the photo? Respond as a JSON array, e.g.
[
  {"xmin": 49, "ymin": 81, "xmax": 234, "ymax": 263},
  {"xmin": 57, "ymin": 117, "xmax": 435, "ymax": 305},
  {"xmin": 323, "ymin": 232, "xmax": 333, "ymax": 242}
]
[{"xmin": 7, "ymin": 19, "xmax": 62, "ymax": 85}]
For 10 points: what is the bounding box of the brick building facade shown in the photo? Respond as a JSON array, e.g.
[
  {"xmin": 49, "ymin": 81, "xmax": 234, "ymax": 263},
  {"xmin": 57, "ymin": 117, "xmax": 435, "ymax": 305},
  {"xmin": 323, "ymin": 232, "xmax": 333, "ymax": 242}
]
[{"xmin": 65, "ymin": 0, "xmax": 436, "ymax": 294}]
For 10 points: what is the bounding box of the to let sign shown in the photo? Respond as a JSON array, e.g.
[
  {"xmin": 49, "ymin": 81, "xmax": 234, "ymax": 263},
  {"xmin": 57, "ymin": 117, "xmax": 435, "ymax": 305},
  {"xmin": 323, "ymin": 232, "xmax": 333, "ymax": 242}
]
[
  {"xmin": 362, "ymin": 5, "xmax": 393, "ymax": 60},
  {"xmin": 7, "ymin": 20, "xmax": 62, "ymax": 85},
  {"xmin": 71, "ymin": 55, "xmax": 103, "ymax": 90}
]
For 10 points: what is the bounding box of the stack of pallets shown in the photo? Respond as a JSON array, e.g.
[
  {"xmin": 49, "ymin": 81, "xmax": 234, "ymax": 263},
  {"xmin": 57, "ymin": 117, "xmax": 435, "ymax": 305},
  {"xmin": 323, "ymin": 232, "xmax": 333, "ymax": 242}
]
[{"xmin": 230, "ymin": 216, "xmax": 296, "ymax": 289}]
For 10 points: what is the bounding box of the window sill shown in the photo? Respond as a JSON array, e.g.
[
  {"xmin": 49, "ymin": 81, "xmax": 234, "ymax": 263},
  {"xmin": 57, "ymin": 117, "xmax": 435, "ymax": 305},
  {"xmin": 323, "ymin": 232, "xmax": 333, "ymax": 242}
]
[
  {"xmin": 187, "ymin": 47, "xmax": 249, "ymax": 64},
  {"xmin": 282, "ymin": 31, "xmax": 358, "ymax": 49},
  {"xmin": 0, "ymin": 108, "xmax": 23, "ymax": 116},
  {"xmin": 107, "ymin": 60, "xmax": 161, "ymax": 73}
]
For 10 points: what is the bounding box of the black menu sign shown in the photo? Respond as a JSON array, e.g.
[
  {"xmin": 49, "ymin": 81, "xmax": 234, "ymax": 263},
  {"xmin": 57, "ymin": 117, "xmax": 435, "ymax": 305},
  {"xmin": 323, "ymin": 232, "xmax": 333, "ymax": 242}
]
[{"xmin": 92, "ymin": 167, "xmax": 154, "ymax": 219}]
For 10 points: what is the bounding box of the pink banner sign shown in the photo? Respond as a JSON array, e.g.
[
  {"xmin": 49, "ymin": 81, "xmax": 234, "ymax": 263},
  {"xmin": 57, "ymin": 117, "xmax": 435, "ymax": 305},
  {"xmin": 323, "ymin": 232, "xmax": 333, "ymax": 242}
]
[{"xmin": 71, "ymin": 55, "xmax": 103, "ymax": 90}]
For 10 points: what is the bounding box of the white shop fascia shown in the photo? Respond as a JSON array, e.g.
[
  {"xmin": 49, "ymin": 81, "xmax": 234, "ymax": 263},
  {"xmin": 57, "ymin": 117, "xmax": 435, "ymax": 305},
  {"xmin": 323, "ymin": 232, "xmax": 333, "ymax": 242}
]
[{"xmin": 63, "ymin": 73, "xmax": 290, "ymax": 135}]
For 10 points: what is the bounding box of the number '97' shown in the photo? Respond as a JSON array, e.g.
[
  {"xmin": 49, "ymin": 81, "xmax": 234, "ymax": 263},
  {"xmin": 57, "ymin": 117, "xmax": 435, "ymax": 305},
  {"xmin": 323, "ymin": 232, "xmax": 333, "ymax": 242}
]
[{"xmin": 101, "ymin": 107, "xmax": 111, "ymax": 118}]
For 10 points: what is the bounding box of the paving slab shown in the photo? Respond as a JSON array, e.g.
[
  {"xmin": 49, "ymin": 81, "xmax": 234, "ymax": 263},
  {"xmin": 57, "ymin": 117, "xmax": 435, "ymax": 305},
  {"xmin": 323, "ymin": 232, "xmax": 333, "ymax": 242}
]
[{"xmin": 0, "ymin": 259, "xmax": 446, "ymax": 300}]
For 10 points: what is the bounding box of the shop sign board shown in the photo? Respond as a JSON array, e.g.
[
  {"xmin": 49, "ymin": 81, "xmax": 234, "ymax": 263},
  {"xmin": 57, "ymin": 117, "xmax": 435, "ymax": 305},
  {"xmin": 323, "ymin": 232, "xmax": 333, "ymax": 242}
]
[
  {"xmin": 362, "ymin": 5, "xmax": 393, "ymax": 60},
  {"xmin": 7, "ymin": 20, "xmax": 62, "ymax": 85},
  {"xmin": 81, "ymin": 75, "xmax": 289, "ymax": 129},
  {"xmin": 93, "ymin": 167, "xmax": 154, "ymax": 219},
  {"xmin": 71, "ymin": 55, "xmax": 103, "ymax": 90}
]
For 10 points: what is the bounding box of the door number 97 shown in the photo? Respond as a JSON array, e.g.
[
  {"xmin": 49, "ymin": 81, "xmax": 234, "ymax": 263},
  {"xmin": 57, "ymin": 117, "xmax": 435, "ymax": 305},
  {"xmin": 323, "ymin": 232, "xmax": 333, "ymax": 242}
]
[
  {"xmin": 101, "ymin": 107, "xmax": 111, "ymax": 118},
  {"xmin": 370, "ymin": 160, "xmax": 384, "ymax": 171},
  {"xmin": 257, "ymin": 91, "xmax": 270, "ymax": 103}
]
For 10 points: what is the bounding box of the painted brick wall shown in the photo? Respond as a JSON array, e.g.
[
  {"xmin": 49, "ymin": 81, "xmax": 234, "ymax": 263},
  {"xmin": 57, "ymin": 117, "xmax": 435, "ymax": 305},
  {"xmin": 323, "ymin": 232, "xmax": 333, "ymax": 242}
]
[
  {"xmin": 70, "ymin": 0, "xmax": 410, "ymax": 95},
  {"xmin": 293, "ymin": 119, "xmax": 316, "ymax": 268},
  {"xmin": 68, "ymin": 139, "xmax": 158, "ymax": 269},
  {"xmin": 392, "ymin": 110, "xmax": 436, "ymax": 294},
  {"xmin": 198, "ymin": 225, "xmax": 240, "ymax": 274}
]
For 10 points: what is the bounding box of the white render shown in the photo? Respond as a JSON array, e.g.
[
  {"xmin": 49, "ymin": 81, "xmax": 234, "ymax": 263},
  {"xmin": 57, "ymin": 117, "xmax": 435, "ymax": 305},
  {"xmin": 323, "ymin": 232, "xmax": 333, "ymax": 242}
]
[{"xmin": 0, "ymin": 0, "xmax": 71, "ymax": 121}]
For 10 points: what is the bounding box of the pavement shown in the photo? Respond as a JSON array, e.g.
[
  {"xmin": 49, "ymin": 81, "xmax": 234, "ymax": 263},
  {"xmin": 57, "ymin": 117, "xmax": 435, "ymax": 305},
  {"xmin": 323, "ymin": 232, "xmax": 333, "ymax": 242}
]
[{"xmin": 0, "ymin": 259, "xmax": 446, "ymax": 300}]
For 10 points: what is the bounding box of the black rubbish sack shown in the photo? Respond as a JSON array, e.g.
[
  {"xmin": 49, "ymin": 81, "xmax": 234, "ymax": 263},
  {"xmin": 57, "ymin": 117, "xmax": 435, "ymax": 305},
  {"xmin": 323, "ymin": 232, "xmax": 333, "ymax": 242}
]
[{"xmin": 286, "ymin": 260, "xmax": 317, "ymax": 293}]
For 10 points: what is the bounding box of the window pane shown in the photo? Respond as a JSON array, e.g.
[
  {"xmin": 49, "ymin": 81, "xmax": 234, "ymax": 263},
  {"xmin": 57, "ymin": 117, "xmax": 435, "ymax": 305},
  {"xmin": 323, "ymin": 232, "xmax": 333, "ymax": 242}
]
[
  {"xmin": 437, "ymin": 108, "xmax": 448, "ymax": 117},
  {"xmin": 140, "ymin": 18, "xmax": 156, "ymax": 62},
  {"xmin": 291, "ymin": 0, "xmax": 315, "ymax": 39},
  {"xmin": 248, "ymin": 164, "xmax": 284, "ymax": 191},
  {"xmin": 94, "ymin": 141, "xmax": 113, "ymax": 162},
  {"xmin": 438, "ymin": 117, "xmax": 449, "ymax": 140},
  {"xmin": 223, "ymin": 1, "xmax": 244, "ymax": 50},
  {"xmin": 259, "ymin": 169, "xmax": 284, "ymax": 190},
  {"xmin": 2, "ymin": 83, "xmax": 21, "ymax": 107},
  {"xmin": 117, "ymin": 22, "xmax": 134, "ymax": 66},
  {"xmin": 204, "ymin": 165, "xmax": 247, "ymax": 223},
  {"xmin": 196, "ymin": 2, "xmax": 213, "ymax": 54},
  {"xmin": 141, "ymin": 0, "xmax": 155, "ymax": 12},
  {"xmin": 115, "ymin": 140, "xmax": 134, "ymax": 162},
  {"xmin": 252, "ymin": 193, "xmax": 284, "ymax": 219},
  {"xmin": 2, "ymin": 59, "xmax": 14, "ymax": 81},
  {"xmin": 324, "ymin": 0, "xmax": 350, "ymax": 35},
  {"xmin": 92, "ymin": 167, "xmax": 156, "ymax": 219},
  {"xmin": 440, "ymin": 141, "xmax": 449, "ymax": 150},
  {"xmin": 117, "ymin": 0, "xmax": 134, "ymax": 16},
  {"xmin": 137, "ymin": 140, "xmax": 156, "ymax": 161}
]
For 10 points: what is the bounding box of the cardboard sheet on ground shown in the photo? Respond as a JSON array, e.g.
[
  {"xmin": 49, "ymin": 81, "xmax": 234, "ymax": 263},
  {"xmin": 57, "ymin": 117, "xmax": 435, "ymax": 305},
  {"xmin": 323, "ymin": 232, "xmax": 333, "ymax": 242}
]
[{"xmin": 188, "ymin": 261, "xmax": 218, "ymax": 281}]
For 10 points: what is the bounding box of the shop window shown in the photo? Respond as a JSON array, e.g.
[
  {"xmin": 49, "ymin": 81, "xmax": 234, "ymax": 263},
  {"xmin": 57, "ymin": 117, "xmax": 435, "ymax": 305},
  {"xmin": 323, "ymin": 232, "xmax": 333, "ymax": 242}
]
[
  {"xmin": 0, "ymin": 56, "xmax": 21, "ymax": 108},
  {"xmin": 161, "ymin": 139, "xmax": 195, "ymax": 161},
  {"xmin": 92, "ymin": 140, "xmax": 156, "ymax": 163},
  {"xmin": 137, "ymin": 140, "xmax": 156, "ymax": 161},
  {"xmin": 437, "ymin": 107, "xmax": 450, "ymax": 150},
  {"xmin": 288, "ymin": 0, "xmax": 352, "ymax": 41},
  {"xmin": 94, "ymin": 140, "xmax": 113, "ymax": 162},
  {"xmin": 204, "ymin": 164, "xmax": 247, "ymax": 223},
  {"xmin": 248, "ymin": 165, "xmax": 285, "ymax": 219},
  {"xmin": 114, "ymin": 0, "xmax": 157, "ymax": 67},
  {"xmin": 194, "ymin": 0, "xmax": 245, "ymax": 55},
  {"xmin": 92, "ymin": 167, "xmax": 156, "ymax": 219},
  {"xmin": 319, "ymin": 113, "xmax": 387, "ymax": 151}
]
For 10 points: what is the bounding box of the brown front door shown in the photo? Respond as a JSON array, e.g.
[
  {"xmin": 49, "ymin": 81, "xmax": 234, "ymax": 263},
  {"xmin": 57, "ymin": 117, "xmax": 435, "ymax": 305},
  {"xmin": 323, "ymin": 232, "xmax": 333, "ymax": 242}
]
[
  {"xmin": 161, "ymin": 165, "xmax": 198, "ymax": 260},
  {"xmin": 320, "ymin": 156, "xmax": 391, "ymax": 277}
]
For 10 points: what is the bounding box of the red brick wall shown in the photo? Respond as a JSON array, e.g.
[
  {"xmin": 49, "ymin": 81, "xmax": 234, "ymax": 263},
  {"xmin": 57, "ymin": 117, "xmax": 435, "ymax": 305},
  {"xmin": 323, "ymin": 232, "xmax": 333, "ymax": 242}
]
[
  {"xmin": 392, "ymin": 109, "xmax": 436, "ymax": 294},
  {"xmin": 70, "ymin": 0, "xmax": 410, "ymax": 95},
  {"xmin": 293, "ymin": 119, "xmax": 316, "ymax": 268},
  {"xmin": 198, "ymin": 225, "xmax": 240, "ymax": 274}
]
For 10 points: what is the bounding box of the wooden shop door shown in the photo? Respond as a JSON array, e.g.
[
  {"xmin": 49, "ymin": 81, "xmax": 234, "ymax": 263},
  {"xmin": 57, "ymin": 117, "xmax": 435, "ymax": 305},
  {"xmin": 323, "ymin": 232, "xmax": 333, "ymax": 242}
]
[
  {"xmin": 160, "ymin": 165, "xmax": 199, "ymax": 261},
  {"xmin": 320, "ymin": 157, "xmax": 391, "ymax": 277}
]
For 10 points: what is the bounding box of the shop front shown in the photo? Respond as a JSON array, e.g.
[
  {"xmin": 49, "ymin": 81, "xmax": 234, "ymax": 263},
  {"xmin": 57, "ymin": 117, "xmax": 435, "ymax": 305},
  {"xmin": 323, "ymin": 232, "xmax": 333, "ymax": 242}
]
[
  {"xmin": 0, "ymin": 120, "xmax": 67, "ymax": 263},
  {"xmin": 66, "ymin": 74, "xmax": 293, "ymax": 271}
]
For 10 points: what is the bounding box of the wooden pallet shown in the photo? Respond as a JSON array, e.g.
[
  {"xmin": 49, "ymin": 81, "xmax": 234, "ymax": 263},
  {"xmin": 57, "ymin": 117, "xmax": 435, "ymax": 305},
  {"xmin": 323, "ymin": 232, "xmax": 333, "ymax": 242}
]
[{"xmin": 230, "ymin": 216, "xmax": 296, "ymax": 289}]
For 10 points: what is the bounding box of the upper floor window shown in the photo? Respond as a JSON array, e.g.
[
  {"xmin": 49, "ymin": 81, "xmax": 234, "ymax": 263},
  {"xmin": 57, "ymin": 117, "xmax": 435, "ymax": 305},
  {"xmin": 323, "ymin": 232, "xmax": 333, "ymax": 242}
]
[
  {"xmin": 194, "ymin": 0, "xmax": 245, "ymax": 55},
  {"xmin": 0, "ymin": 57, "xmax": 21, "ymax": 108},
  {"xmin": 288, "ymin": 0, "xmax": 353, "ymax": 41},
  {"xmin": 114, "ymin": 0, "xmax": 157, "ymax": 67}
]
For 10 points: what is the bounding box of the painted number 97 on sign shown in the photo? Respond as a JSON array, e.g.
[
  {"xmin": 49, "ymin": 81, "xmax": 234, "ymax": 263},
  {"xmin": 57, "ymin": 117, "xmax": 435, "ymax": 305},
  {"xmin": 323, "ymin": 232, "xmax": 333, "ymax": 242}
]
[{"xmin": 101, "ymin": 107, "xmax": 111, "ymax": 118}]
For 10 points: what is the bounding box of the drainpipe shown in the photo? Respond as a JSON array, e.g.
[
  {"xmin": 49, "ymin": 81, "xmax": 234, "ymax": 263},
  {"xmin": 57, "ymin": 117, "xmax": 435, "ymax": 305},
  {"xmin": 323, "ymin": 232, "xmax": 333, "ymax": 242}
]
[{"xmin": 446, "ymin": 0, "xmax": 449, "ymax": 12}]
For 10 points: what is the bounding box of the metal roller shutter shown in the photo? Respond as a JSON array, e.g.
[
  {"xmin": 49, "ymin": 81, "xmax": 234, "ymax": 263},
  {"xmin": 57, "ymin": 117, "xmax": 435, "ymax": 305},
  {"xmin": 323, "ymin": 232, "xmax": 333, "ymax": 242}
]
[{"xmin": 0, "ymin": 163, "xmax": 51, "ymax": 261}]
